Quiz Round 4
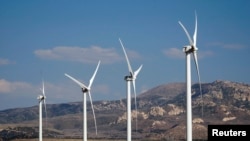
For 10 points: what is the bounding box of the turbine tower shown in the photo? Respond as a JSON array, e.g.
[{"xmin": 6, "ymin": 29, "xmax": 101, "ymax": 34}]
[
  {"xmin": 178, "ymin": 12, "xmax": 203, "ymax": 141},
  {"xmin": 64, "ymin": 60, "xmax": 100, "ymax": 141},
  {"xmin": 119, "ymin": 38, "xmax": 142, "ymax": 141},
  {"xmin": 37, "ymin": 79, "xmax": 47, "ymax": 141}
]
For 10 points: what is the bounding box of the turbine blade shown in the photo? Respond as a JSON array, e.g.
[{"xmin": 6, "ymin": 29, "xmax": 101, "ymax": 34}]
[
  {"xmin": 88, "ymin": 60, "xmax": 101, "ymax": 89},
  {"xmin": 39, "ymin": 80, "xmax": 45, "ymax": 96},
  {"xmin": 134, "ymin": 65, "xmax": 143, "ymax": 78},
  {"xmin": 39, "ymin": 88, "xmax": 43, "ymax": 96},
  {"xmin": 193, "ymin": 11, "xmax": 198, "ymax": 47},
  {"xmin": 88, "ymin": 91, "xmax": 98, "ymax": 135},
  {"xmin": 119, "ymin": 38, "xmax": 134, "ymax": 76},
  {"xmin": 42, "ymin": 80, "xmax": 45, "ymax": 96},
  {"xmin": 178, "ymin": 21, "xmax": 194, "ymax": 46},
  {"xmin": 132, "ymin": 65, "xmax": 142, "ymax": 133},
  {"xmin": 43, "ymin": 98, "xmax": 48, "ymax": 129},
  {"xmin": 193, "ymin": 51, "xmax": 203, "ymax": 117},
  {"xmin": 132, "ymin": 80, "xmax": 138, "ymax": 133},
  {"xmin": 64, "ymin": 73, "xmax": 88, "ymax": 89}
]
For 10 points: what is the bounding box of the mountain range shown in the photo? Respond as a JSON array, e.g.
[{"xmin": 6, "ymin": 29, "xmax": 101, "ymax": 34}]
[{"xmin": 0, "ymin": 80, "xmax": 250, "ymax": 140}]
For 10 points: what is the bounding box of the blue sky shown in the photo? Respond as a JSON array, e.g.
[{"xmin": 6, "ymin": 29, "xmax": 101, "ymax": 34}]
[{"xmin": 0, "ymin": 0, "xmax": 250, "ymax": 110}]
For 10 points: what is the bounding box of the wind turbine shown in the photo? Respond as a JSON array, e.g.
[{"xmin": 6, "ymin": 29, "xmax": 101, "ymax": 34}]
[
  {"xmin": 119, "ymin": 38, "xmax": 143, "ymax": 141},
  {"xmin": 37, "ymin": 79, "xmax": 47, "ymax": 141},
  {"xmin": 64, "ymin": 60, "xmax": 100, "ymax": 141},
  {"xmin": 178, "ymin": 12, "xmax": 203, "ymax": 141}
]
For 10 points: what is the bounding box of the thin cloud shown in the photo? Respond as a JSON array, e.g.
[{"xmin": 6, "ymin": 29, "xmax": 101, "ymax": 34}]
[
  {"xmin": 34, "ymin": 46, "xmax": 124, "ymax": 64},
  {"xmin": 163, "ymin": 48, "xmax": 184, "ymax": 59},
  {"xmin": 198, "ymin": 50, "xmax": 214, "ymax": 59},
  {"xmin": 124, "ymin": 49, "xmax": 142, "ymax": 60},
  {"xmin": 44, "ymin": 82, "xmax": 112, "ymax": 103},
  {"xmin": 163, "ymin": 48, "xmax": 213, "ymax": 59},
  {"xmin": 0, "ymin": 79, "xmax": 81, "ymax": 105},
  {"xmin": 210, "ymin": 42, "xmax": 246, "ymax": 50},
  {"xmin": 0, "ymin": 58, "xmax": 15, "ymax": 66},
  {"xmin": 0, "ymin": 79, "xmax": 33, "ymax": 93},
  {"xmin": 222, "ymin": 44, "xmax": 246, "ymax": 50},
  {"xmin": 93, "ymin": 84, "xmax": 110, "ymax": 94},
  {"xmin": 0, "ymin": 78, "xmax": 103, "ymax": 103}
]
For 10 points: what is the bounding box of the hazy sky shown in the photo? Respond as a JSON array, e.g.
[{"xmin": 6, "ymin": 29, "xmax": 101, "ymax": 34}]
[{"xmin": 1, "ymin": 0, "xmax": 250, "ymax": 110}]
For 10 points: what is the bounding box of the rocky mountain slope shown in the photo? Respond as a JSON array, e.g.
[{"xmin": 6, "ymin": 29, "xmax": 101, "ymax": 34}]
[{"xmin": 0, "ymin": 80, "xmax": 250, "ymax": 140}]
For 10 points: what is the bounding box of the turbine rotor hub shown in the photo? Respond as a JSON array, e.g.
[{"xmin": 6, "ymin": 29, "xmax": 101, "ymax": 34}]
[
  {"xmin": 37, "ymin": 95, "xmax": 45, "ymax": 100},
  {"xmin": 183, "ymin": 45, "xmax": 198, "ymax": 53},
  {"xmin": 82, "ymin": 88, "xmax": 88, "ymax": 93},
  {"xmin": 124, "ymin": 75, "xmax": 133, "ymax": 81}
]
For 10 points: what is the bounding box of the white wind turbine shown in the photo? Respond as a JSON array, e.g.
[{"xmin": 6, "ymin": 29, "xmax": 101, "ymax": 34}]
[
  {"xmin": 64, "ymin": 60, "xmax": 100, "ymax": 141},
  {"xmin": 119, "ymin": 38, "xmax": 143, "ymax": 141},
  {"xmin": 178, "ymin": 12, "xmax": 203, "ymax": 141},
  {"xmin": 37, "ymin": 79, "xmax": 47, "ymax": 141}
]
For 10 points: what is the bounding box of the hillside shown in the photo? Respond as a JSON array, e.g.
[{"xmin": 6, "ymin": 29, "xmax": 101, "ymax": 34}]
[{"xmin": 0, "ymin": 80, "xmax": 250, "ymax": 140}]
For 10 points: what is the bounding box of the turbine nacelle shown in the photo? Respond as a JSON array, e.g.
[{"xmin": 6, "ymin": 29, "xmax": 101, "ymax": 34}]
[
  {"xmin": 124, "ymin": 75, "xmax": 133, "ymax": 81},
  {"xmin": 37, "ymin": 95, "xmax": 45, "ymax": 100},
  {"xmin": 124, "ymin": 65, "xmax": 142, "ymax": 81},
  {"xmin": 82, "ymin": 88, "xmax": 89, "ymax": 93},
  {"xmin": 183, "ymin": 45, "xmax": 198, "ymax": 53}
]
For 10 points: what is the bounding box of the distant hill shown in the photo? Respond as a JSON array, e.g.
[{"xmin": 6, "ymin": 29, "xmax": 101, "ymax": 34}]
[{"xmin": 0, "ymin": 80, "xmax": 250, "ymax": 140}]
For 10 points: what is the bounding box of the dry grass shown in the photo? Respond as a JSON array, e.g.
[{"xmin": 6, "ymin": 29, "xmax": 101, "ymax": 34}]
[{"xmin": 12, "ymin": 139, "xmax": 126, "ymax": 141}]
